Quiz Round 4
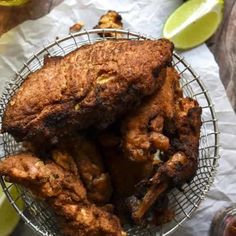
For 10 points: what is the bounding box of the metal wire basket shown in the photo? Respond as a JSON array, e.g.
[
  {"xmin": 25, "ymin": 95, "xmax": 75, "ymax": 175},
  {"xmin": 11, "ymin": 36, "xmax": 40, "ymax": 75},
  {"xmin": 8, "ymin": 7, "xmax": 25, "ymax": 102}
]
[{"xmin": 0, "ymin": 29, "xmax": 220, "ymax": 236}]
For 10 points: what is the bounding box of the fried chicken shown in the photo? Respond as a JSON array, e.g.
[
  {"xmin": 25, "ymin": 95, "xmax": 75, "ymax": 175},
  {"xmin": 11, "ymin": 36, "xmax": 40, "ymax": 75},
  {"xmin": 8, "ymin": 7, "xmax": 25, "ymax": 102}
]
[
  {"xmin": 94, "ymin": 10, "xmax": 123, "ymax": 37},
  {"xmin": 97, "ymin": 128, "xmax": 153, "ymax": 224},
  {"xmin": 0, "ymin": 36, "xmax": 203, "ymax": 232},
  {"xmin": 52, "ymin": 149, "xmax": 78, "ymax": 175},
  {"xmin": 98, "ymin": 129, "xmax": 153, "ymax": 199},
  {"xmin": 126, "ymin": 97, "xmax": 202, "ymax": 222},
  {"xmin": 54, "ymin": 136, "xmax": 113, "ymax": 205},
  {"xmin": 122, "ymin": 66, "xmax": 182, "ymax": 161},
  {"xmin": 0, "ymin": 153, "xmax": 125, "ymax": 236},
  {"xmin": 2, "ymin": 39, "xmax": 173, "ymax": 143}
]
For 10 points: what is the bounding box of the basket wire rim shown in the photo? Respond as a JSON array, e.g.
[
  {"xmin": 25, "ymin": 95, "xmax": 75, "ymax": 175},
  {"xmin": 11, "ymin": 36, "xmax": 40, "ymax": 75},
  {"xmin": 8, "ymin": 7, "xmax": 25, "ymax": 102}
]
[{"xmin": 0, "ymin": 28, "xmax": 220, "ymax": 236}]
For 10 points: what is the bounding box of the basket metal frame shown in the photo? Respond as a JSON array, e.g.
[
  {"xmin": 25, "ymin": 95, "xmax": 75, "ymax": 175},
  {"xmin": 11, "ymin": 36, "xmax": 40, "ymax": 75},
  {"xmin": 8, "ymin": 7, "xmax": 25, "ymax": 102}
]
[{"xmin": 0, "ymin": 29, "xmax": 220, "ymax": 236}]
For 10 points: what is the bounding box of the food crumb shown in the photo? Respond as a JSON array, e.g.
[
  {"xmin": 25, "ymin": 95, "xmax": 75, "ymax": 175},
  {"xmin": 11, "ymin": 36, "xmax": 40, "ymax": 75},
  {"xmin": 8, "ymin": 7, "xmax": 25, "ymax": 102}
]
[
  {"xmin": 94, "ymin": 10, "xmax": 123, "ymax": 38},
  {"xmin": 70, "ymin": 21, "xmax": 84, "ymax": 33}
]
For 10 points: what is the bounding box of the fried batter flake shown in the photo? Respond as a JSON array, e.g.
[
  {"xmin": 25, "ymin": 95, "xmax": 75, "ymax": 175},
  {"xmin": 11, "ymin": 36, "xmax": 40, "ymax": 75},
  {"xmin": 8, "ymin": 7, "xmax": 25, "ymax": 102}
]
[{"xmin": 94, "ymin": 10, "xmax": 123, "ymax": 37}]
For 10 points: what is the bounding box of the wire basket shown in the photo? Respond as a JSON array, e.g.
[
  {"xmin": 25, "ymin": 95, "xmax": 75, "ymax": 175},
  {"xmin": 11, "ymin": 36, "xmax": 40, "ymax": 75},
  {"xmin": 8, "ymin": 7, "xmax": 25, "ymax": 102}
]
[{"xmin": 0, "ymin": 29, "xmax": 220, "ymax": 236}]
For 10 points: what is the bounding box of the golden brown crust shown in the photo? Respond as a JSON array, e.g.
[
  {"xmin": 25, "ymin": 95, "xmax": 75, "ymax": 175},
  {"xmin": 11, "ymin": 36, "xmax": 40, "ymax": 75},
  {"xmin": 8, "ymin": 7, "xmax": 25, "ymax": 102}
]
[
  {"xmin": 94, "ymin": 10, "xmax": 123, "ymax": 37},
  {"xmin": 0, "ymin": 153, "xmax": 124, "ymax": 236},
  {"xmin": 2, "ymin": 39, "xmax": 174, "ymax": 142},
  {"xmin": 121, "ymin": 67, "xmax": 182, "ymax": 161},
  {"xmin": 0, "ymin": 37, "xmax": 204, "ymax": 233},
  {"xmin": 55, "ymin": 136, "xmax": 113, "ymax": 205},
  {"xmin": 52, "ymin": 149, "xmax": 79, "ymax": 176},
  {"xmin": 105, "ymin": 147, "xmax": 153, "ymax": 199},
  {"xmin": 0, "ymin": 152, "xmax": 87, "ymax": 200},
  {"xmin": 126, "ymin": 97, "xmax": 202, "ymax": 223}
]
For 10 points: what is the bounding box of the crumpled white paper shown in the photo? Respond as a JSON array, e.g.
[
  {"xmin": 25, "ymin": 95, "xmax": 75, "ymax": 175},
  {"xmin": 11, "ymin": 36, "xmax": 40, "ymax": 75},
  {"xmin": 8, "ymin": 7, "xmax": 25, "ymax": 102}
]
[{"xmin": 0, "ymin": 0, "xmax": 236, "ymax": 235}]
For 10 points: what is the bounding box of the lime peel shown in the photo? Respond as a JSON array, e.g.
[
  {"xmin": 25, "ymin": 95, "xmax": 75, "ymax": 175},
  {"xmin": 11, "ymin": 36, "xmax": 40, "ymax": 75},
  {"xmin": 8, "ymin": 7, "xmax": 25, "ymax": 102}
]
[
  {"xmin": 0, "ymin": 183, "xmax": 24, "ymax": 236},
  {"xmin": 163, "ymin": 0, "xmax": 224, "ymax": 49}
]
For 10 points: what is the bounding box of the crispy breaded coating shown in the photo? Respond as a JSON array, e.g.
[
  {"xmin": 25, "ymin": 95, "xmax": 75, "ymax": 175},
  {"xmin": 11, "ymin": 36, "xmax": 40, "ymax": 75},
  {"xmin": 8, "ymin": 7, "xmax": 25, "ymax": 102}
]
[
  {"xmin": 52, "ymin": 149, "xmax": 78, "ymax": 175},
  {"xmin": 98, "ymin": 130, "xmax": 153, "ymax": 199},
  {"xmin": 101, "ymin": 142, "xmax": 154, "ymax": 224},
  {"xmin": 94, "ymin": 10, "xmax": 123, "ymax": 37},
  {"xmin": 0, "ymin": 34, "xmax": 202, "ymax": 231},
  {"xmin": 0, "ymin": 153, "xmax": 125, "ymax": 236},
  {"xmin": 55, "ymin": 136, "xmax": 113, "ymax": 205},
  {"xmin": 104, "ymin": 147, "xmax": 153, "ymax": 199},
  {"xmin": 122, "ymin": 67, "xmax": 182, "ymax": 161},
  {"xmin": 126, "ymin": 98, "xmax": 202, "ymax": 222},
  {"xmin": 2, "ymin": 39, "xmax": 173, "ymax": 143}
]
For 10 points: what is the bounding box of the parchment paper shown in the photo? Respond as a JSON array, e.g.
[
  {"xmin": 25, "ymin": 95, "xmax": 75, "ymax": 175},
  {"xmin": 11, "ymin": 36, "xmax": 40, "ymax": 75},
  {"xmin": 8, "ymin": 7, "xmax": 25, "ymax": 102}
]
[{"xmin": 0, "ymin": 1, "xmax": 236, "ymax": 235}]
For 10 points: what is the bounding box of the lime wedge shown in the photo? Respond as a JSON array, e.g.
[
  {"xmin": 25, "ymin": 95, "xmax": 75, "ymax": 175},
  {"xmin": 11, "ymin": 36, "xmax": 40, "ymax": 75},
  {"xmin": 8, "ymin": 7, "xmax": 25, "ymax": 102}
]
[
  {"xmin": 0, "ymin": 183, "xmax": 24, "ymax": 236},
  {"xmin": 163, "ymin": 0, "xmax": 224, "ymax": 49},
  {"xmin": 0, "ymin": 0, "xmax": 29, "ymax": 6}
]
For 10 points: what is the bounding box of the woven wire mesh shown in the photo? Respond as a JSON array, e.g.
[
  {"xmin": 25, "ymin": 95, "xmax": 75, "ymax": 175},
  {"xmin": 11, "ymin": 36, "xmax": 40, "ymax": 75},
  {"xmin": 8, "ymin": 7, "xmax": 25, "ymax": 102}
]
[{"xmin": 0, "ymin": 29, "xmax": 220, "ymax": 236}]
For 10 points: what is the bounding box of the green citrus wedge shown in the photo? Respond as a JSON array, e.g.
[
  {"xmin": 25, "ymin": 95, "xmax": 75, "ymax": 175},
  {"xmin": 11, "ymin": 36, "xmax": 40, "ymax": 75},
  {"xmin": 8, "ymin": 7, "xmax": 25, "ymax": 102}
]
[
  {"xmin": 163, "ymin": 0, "xmax": 224, "ymax": 50},
  {"xmin": 0, "ymin": 183, "xmax": 24, "ymax": 236},
  {"xmin": 0, "ymin": 0, "xmax": 29, "ymax": 6}
]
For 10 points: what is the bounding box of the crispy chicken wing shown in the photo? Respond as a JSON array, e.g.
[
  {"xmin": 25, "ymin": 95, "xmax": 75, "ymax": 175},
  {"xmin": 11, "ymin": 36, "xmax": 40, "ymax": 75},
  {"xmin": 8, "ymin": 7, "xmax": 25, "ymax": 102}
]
[
  {"xmin": 2, "ymin": 39, "xmax": 173, "ymax": 143},
  {"xmin": 24, "ymin": 134, "xmax": 113, "ymax": 205},
  {"xmin": 52, "ymin": 149, "xmax": 78, "ymax": 175},
  {"xmin": 0, "ymin": 153, "xmax": 125, "ymax": 236},
  {"xmin": 126, "ymin": 98, "xmax": 202, "ymax": 222},
  {"xmin": 122, "ymin": 67, "xmax": 182, "ymax": 161}
]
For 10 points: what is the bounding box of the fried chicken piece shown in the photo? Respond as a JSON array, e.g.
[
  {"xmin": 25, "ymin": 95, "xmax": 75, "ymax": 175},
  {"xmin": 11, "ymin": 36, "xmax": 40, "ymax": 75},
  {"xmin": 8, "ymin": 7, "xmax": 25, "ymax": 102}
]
[
  {"xmin": 0, "ymin": 153, "xmax": 125, "ymax": 236},
  {"xmin": 105, "ymin": 147, "xmax": 153, "ymax": 198},
  {"xmin": 98, "ymin": 129, "xmax": 153, "ymax": 223},
  {"xmin": 122, "ymin": 67, "xmax": 182, "ymax": 161},
  {"xmin": 52, "ymin": 149, "xmax": 78, "ymax": 175},
  {"xmin": 127, "ymin": 97, "xmax": 202, "ymax": 222},
  {"xmin": 2, "ymin": 39, "xmax": 173, "ymax": 143},
  {"xmin": 56, "ymin": 136, "xmax": 113, "ymax": 205},
  {"xmin": 72, "ymin": 140, "xmax": 112, "ymax": 205},
  {"xmin": 94, "ymin": 10, "xmax": 123, "ymax": 37},
  {"xmin": 103, "ymin": 146, "xmax": 153, "ymax": 224},
  {"xmin": 24, "ymin": 134, "xmax": 112, "ymax": 205}
]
